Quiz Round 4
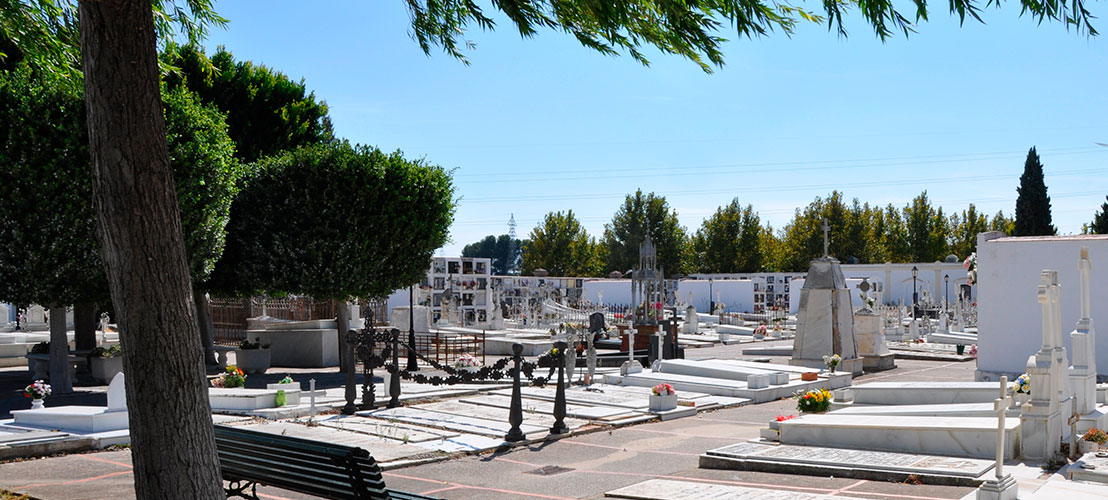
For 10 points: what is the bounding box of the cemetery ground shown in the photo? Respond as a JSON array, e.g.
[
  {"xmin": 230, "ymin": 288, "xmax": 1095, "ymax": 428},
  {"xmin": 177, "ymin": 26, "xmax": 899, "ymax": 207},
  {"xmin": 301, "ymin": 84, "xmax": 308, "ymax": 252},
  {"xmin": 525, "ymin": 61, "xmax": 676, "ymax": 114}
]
[{"xmin": 0, "ymin": 341, "xmax": 1005, "ymax": 500}]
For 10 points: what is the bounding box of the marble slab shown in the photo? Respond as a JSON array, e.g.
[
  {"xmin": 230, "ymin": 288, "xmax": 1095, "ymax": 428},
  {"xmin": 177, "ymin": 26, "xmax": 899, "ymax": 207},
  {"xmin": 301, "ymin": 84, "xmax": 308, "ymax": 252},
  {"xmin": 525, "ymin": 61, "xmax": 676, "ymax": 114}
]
[
  {"xmin": 461, "ymin": 394, "xmax": 635, "ymax": 420},
  {"xmin": 233, "ymin": 421, "xmax": 430, "ymax": 463},
  {"xmin": 412, "ymin": 400, "xmax": 587, "ymax": 430},
  {"xmin": 493, "ymin": 386, "xmax": 649, "ymax": 409},
  {"xmin": 778, "ymin": 414, "xmax": 1019, "ymax": 460},
  {"xmin": 849, "ymin": 382, "xmax": 1001, "ymax": 405},
  {"xmin": 656, "ymin": 359, "xmax": 788, "ymax": 382},
  {"xmin": 10, "ymin": 406, "xmax": 128, "ymax": 433},
  {"xmin": 606, "ymin": 479, "xmax": 867, "ymax": 500},
  {"xmin": 1066, "ymin": 452, "xmax": 1108, "ymax": 484},
  {"xmin": 706, "ymin": 442, "xmax": 994, "ymax": 478},
  {"xmin": 318, "ymin": 415, "xmax": 460, "ymax": 443},
  {"xmin": 360, "ymin": 406, "xmax": 547, "ymax": 438},
  {"xmin": 832, "ymin": 402, "xmax": 1020, "ymax": 418}
]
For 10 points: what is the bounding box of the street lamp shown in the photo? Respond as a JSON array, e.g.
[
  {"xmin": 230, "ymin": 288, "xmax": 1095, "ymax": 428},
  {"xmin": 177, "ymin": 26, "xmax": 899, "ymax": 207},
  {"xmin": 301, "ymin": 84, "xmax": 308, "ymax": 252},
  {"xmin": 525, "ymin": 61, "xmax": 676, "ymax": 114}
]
[
  {"xmin": 911, "ymin": 266, "xmax": 919, "ymax": 321},
  {"xmin": 944, "ymin": 274, "xmax": 950, "ymax": 311},
  {"xmin": 708, "ymin": 278, "xmax": 714, "ymax": 314},
  {"xmin": 407, "ymin": 285, "xmax": 419, "ymax": 372}
]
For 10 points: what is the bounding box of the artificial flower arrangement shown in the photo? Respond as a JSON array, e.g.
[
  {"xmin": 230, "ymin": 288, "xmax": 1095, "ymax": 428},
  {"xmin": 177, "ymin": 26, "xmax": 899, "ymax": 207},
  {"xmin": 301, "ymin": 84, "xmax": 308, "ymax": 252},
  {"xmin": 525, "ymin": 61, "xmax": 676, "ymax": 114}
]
[
  {"xmin": 453, "ymin": 354, "xmax": 482, "ymax": 369},
  {"xmin": 1083, "ymin": 427, "xmax": 1108, "ymax": 446},
  {"xmin": 278, "ymin": 375, "xmax": 294, "ymax": 384},
  {"xmin": 24, "ymin": 380, "xmax": 51, "ymax": 399},
  {"xmin": 964, "ymin": 252, "xmax": 978, "ymax": 286},
  {"xmin": 754, "ymin": 325, "xmax": 768, "ymax": 336},
  {"xmin": 968, "ymin": 344, "xmax": 978, "ymax": 359},
  {"xmin": 822, "ymin": 354, "xmax": 842, "ymax": 372},
  {"xmin": 651, "ymin": 383, "xmax": 676, "ymax": 397},
  {"xmin": 211, "ymin": 365, "xmax": 246, "ymax": 388},
  {"xmin": 1012, "ymin": 373, "xmax": 1031, "ymax": 395},
  {"xmin": 775, "ymin": 414, "xmax": 796, "ymax": 422},
  {"xmin": 796, "ymin": 388, "xmax": 832, "ymax": 413}
]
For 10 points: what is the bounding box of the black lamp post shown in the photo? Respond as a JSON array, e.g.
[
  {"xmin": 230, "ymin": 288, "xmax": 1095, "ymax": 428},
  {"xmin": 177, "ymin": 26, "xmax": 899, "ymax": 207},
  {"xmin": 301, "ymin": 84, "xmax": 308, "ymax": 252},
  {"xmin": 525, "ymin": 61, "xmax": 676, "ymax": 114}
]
[
  {"xmin": 911, "ymin": 266, "xmax": 919, "ymax": 320},
  {"xmin": 708, "ymin": 278, "xmax": 714, "ymax": 314},
  {"xmin": 944, "ymin": 274, "xmax": 949, "ymax": 311},
  {"xmin": 406, "ymin": 286, "xmax": 418, "ymax": 372}
]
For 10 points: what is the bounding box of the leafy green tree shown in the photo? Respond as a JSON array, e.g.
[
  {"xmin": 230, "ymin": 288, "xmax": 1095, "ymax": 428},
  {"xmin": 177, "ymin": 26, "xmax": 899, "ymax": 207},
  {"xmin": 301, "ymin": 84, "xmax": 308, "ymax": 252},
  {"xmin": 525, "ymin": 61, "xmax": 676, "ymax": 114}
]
[
  {"xmin": 990, "ymin": 210, "xmax": 1016, "ymax": 235},
  {"xmin": 777, "ymin": 191, "xmax": 851, "ymax": 270},
  {"xmin": 691, "ymin": 199, "xmax": 764, "ymax": 273},
  {"xmin": 7, "ymin": 0, "xmax": 1098, "ymax": 496},
  {"xmin": 461, "ymin": 234, "xmax": 523, "ymax": 275},
  {"xmin": 1089, "ymin": 196, "xmax": 1108, "ymax": 234},
  {"xmin": 948, "ymin": 204, "xmax": 990, "ymax": 259},
  {"xmin": 162, "ymin": 45, "xmax": 333, "ymax": 162},
  {"xmin": 903, "ymin": 191, "xmax": 949, "ymax": 262},
  {"xmin": 520, "ymin": 211, "xmax": 601, "ymax": 276},
  {"xmin": 209, "ymin": 142, "xmax": 455, "ymax": 299},
  {"xmin": 881, "ymin": 204, "xmax": 912, "ymax": 262},
  {"xmin": 1014, "ymin": 147, "xmax": 1057, "ymax": 236},
  {"xmin": 603, "ymin": 190, "xmax": 689, "ymax": 276}
]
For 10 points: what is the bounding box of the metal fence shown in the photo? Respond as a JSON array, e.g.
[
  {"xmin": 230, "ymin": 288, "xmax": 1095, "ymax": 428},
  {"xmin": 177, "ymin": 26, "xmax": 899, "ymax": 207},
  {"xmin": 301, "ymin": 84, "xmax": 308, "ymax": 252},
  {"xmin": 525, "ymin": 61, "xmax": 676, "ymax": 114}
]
[
  {"xmin": 209, "ymin": 296, "xmax": 337, "ymax": 345},
  {"xmin": 407, "ymin": 332, "xmax": 486, "ymax": 366}
]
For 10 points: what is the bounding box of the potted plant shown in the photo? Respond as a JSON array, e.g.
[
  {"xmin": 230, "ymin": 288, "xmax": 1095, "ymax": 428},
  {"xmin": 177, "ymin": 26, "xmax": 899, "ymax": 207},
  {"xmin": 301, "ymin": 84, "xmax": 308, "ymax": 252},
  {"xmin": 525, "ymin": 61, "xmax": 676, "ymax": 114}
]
[
  {"xmin": 90, "ymin": 345, "xmax": 123, "ymax": 384},
  {"xmin": 649, "ymin": 383, "xmax": 678, "ymax": 411},
  {"xmin": 822, "ymin": 354, "xmax": 842, "ymax": 374},
  {"xmin": 210, "ymin": 365, "xmax": 246, "ymax": 388},
  {"xmin": 453, "ymin": 354, "xmax": 482, "ymax": 374},
  {"xmin": 24, "ymin": 380, "xmax": 51, "ymax": 409},
  {"xmin": 1079, "ymin": 427, "xmax": 1107, "ymax": 454},
  {"xmin": 796, "ymin": 388, "xmax": 832, "ymax": 414},
  {"xmin": 235, "ymin": 337, "xmax": 270, "ymax": 374}
]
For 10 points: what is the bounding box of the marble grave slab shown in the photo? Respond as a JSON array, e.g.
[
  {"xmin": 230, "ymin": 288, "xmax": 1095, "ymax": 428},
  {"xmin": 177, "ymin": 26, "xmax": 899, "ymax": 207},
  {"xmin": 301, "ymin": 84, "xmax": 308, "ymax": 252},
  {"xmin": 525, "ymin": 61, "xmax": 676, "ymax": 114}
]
[{"xmin": 706, "ymin": 442, "xmax": 994, "ymax": 478}]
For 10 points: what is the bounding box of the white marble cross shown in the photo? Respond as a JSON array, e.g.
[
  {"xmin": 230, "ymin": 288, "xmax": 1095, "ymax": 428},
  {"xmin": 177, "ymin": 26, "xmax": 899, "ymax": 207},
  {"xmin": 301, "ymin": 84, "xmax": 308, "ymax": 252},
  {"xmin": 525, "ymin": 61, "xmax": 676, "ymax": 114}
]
[{"xmin": 993, "ymin": 376, "xmax": 1013, "ymax": 480}]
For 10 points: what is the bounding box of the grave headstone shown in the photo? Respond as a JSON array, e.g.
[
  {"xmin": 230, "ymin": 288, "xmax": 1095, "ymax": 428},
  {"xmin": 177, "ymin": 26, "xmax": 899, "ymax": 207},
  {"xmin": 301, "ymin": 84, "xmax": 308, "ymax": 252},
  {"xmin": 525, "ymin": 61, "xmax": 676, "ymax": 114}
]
[
  {"xmin": 790, "ymin": 256, "xmax": 862, "ymax": 376},
  {"xmin": 107, "ymin": 372, "xmax": 127, "ymax": 412},
  {"xmin": 1020, "ymin": 271, "xmax": 1065, "ymax": 460},
  {"xmin": 1069, "ymin": 247, "xmax": 1099, "ymax": 428}
]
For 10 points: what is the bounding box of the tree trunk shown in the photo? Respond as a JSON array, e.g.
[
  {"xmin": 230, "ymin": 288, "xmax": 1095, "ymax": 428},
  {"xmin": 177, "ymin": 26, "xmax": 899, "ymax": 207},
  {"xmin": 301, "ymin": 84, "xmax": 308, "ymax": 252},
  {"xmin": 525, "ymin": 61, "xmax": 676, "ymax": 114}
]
[
  {"xmin": 78, "ymin": 1, "xmax": 224, "ymax": 498},
  {"xmin": 194, "ymin": 290, "xmax": 217, "ymax": 365},
  {"xmin": 47, "ymin": 306, "xmax": 72, "ymax": 393},
  {"xmin": 73, "ymin": 302, "xmax": 98, "ymax": 352},
  {"xmin": 337, "ymin": 300, "xmax": 351, "ymax": 374}
]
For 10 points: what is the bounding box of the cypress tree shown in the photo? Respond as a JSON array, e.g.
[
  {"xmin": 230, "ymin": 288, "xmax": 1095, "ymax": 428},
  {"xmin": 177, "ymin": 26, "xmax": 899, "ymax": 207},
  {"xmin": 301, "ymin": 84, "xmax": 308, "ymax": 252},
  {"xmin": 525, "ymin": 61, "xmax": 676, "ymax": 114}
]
[
  {"xmin": 1014, "ymin": 147, "xmax": 1057, "ymax": 236},
  {"xmin": 1090, "ymin": 196, "xmax": 1108, "ymax": 234}
]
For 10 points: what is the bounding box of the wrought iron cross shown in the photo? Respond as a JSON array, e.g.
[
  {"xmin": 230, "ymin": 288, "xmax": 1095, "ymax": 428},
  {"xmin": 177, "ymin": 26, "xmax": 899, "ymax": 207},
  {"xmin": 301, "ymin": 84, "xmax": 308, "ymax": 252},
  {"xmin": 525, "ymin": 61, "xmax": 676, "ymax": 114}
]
[{"xmin": 821, "ymin": 218, "xmax": 830, "ymax": 257}]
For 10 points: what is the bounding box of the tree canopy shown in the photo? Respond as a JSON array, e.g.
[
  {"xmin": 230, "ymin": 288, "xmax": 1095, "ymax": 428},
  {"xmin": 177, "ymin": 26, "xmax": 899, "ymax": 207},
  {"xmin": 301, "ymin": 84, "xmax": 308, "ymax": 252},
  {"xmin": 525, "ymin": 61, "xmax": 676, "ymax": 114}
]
[
  {"xmin": 1089, "ymin": 196, "xmax": 1108, "ymax": 234},
  {"xmin": 520, "ymin": 210, "xmax": 601, "ymax": 276},
  {"xmin": 603, "ymin": 190, "xmax": 689, "ymax": 276},
  {"xmin": 1014, "ymin": 147, "xmax": 1057, "ymax": 236},
  {"xmin": 162, "ymin": 45, "xmax": 334, "ymax": 163},
  {"xmin": 209, "ymin": 142, "xmax": 456, "ymax": 299},
  {"xmin": 691, "ymin": 199, "xmax": 765, "ymax": 273},
  {"xmin": 461, "ymin": 234, "xmax": 524, "ymax": 275}
]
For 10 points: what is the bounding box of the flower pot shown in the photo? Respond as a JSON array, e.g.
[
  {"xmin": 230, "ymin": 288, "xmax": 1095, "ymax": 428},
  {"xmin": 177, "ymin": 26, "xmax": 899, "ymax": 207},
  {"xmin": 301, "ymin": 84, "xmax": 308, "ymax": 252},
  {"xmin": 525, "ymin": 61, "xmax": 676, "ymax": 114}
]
[
  {"xmin": 1078, "ymin": 440, "xmax": 1099, "ymax": 455},
  {"xmin": 649, "ymin": 394, "xmax": 678, "ymax": 411},
  {"xmin": 90, "ymin": 356, "xmax": 124, "ymax": 384},
  {"xmin": 235, "ymin": 348, "xmax": 271, "ymax": 375},
  {"xmin": 31, "ymin": 398, "xmax": 44, "ymax": 410}
]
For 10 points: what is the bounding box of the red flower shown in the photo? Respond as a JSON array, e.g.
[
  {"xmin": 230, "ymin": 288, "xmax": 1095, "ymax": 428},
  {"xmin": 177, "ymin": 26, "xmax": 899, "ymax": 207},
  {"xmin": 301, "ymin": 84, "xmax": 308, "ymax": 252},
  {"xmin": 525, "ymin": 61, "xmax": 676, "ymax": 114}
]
[
  {"xmin": 802, "ymin": 395, "xmax": 810, "ymax": 399},
  {"xmin": 23, "ymin": 393, "xmax": 30, "ymax": 398}
]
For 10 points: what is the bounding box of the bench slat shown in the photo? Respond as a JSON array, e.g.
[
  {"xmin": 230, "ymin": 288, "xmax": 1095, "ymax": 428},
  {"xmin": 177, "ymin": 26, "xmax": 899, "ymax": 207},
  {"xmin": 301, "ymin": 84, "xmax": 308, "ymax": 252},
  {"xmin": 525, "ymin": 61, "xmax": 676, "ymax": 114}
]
[{"xmin": 215, "ymin": 438, "xmax": 382, "ymax": 482}]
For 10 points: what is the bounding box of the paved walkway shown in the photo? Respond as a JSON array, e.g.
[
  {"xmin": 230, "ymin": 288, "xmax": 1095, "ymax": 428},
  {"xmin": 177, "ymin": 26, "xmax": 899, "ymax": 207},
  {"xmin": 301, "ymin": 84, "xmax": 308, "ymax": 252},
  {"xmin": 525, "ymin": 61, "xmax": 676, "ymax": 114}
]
[{"xmin": 0, "ymin": 351, "xmax": 989, "ymax": 500}]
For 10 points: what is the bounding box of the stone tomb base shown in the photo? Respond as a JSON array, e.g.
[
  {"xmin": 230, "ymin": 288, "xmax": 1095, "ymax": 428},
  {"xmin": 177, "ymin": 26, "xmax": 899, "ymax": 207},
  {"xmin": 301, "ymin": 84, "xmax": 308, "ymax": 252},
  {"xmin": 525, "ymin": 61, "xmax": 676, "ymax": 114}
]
[
  {"xmin": 862, "ymin": 352, "xmax": 897, "ymax": 372},
  {"xmin": 10, "ymin": 406, "xmax": 128, "ymax": 433},
  {"xmin": 209, "ymin": 388, "xmax": 301, "ymax": 411},
  {"xmin": 789, "ymin": 356, "xmax": 863, "ymax": 377}
]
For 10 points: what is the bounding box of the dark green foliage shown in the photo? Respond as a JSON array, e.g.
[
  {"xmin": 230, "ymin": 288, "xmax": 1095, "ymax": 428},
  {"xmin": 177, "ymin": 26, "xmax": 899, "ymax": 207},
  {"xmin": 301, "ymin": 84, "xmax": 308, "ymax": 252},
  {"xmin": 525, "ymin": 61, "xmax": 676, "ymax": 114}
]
[
  {"xmin": 691, "ymin": 199, "xmax": 764, "ymax": 273},
  {"xmin": 461, "ymin": 234, "xmax": 522, "ymax": 275},
  {"xmin": 209, "ymin": 142, "xmax": 456, "ymax": 299},
  {"xmin": 1014, "ymin": 147, "xmax": 1057, "ymax": 237},
  {"xmin": 0, "ymin": 66, "xmax": 239, "ymax": 307},
  {"xmin": 948, "ymin": 204, "xmax": 990, "ymax": 259},
  {"xmin": 520, "ymin": 211, "xmax": 600, "ymax": 277},
  {"xmin": 903, "ymin": 191, "xmax": 948, "ymax": 262},
  {"xmin": 1090, "ymin": 197, "xmax": 1108, "ymax": 234},
  {"xmin": 163, "ymin": 45, "xmax": 333, "ymax": 163},
  {"xmin": 0, "ymin": 67, "xmax": 103, "ymax": 307},
  {"xmin": 603, "ymin": 190, "xmax": 689, "ymax": 276}
]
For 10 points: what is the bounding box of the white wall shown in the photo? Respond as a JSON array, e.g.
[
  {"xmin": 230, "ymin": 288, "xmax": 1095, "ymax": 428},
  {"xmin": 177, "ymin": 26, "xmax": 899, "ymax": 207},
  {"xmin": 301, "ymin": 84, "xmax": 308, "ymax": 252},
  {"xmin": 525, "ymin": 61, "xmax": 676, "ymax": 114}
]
[
  {"xmin": 582, "ymin": 279, "xmax": 633, "ymax": 306},
  {"xmin": 976, "ymin": 233, "xmax": 1108, "ymax": 377},
  {"xmin": 676, "ymin": 279, "xmax": 755, "ymax": 313}
]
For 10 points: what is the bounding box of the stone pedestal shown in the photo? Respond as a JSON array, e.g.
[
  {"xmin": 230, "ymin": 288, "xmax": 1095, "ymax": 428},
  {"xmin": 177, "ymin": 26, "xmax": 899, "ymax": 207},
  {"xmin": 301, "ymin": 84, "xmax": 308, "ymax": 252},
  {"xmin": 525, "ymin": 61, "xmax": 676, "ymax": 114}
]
[
  {"xmin": 1021, "ymin": 351, "xmax": 1062, "ymax": 460},
  {"xmin": 976, "ymin": 474, "xmax": 1018, "ymax": 500},
  {"xmin": 682, "ymin": 305, "xmax": 698, "ymax": 334},
  {"xmin": 855, "ymin": 310, "xmax": 896, "ymax": 372},
  {"xmin": 790, "ymin": 258, "xmax": 862, "ymax": 376}
]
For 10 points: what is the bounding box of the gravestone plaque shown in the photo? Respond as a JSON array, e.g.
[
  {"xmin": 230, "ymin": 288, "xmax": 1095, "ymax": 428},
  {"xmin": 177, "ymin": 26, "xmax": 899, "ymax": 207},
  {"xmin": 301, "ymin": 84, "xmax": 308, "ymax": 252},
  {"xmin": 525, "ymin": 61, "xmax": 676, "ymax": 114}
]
[
  {"xmin": 107, "ymin": 373, "xmax": 127, "ymax": 412},
  {"xmin": 607, "ymin": 479, "xmax": 868, "ymax": 500},
  {"xmin": 707, "ymin": 442, "xmax": 993, "ymax": 478}
]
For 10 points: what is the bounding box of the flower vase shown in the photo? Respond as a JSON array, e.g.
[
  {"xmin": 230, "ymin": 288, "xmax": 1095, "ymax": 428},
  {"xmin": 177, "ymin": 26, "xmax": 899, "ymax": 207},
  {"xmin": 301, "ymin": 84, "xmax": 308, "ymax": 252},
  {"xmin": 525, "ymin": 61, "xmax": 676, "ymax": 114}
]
[
  {"xmin": 828, "ymin": 366, "xmax": 836, "ymax": 375},
  {"xmin": 649, "ymin": 394, "xmax": 678, "ymax": 411},
  {"xmin": 1077, "ymin": 440, "xmax": 1099, "ymax": 455},
  {"xmin": 31, "ymin": 398, "xmax": 44, "ymax": 410}
]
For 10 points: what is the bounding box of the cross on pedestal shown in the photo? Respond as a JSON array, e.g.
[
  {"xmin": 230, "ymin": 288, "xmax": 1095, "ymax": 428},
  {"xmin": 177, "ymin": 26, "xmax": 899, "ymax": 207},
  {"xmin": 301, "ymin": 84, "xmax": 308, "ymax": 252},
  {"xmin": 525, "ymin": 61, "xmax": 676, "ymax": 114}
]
[
  {"xmin": 1068, "ymin": 398, "xmax": 1080, "ymax": 458},
  {"xmin": 821, "ymin": 218, "xmax": 830, "ymax": 258},
  {"xmin": 978, "ymin": 376, "xmax": 1018, "ymax": 500}
]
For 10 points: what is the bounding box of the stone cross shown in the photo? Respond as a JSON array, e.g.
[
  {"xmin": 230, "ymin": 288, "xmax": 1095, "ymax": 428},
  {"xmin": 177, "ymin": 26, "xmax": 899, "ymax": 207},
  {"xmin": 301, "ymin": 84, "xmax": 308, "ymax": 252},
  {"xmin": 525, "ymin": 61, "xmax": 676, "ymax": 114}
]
[
  {"xmin": 821, "ymin": 218, "xmax": 830, "ymax": 258},
  {"xmin": 993, "ymin": 376, "xmax": 1013, "ymax": 480},
  {"xmin": 1068, "ymin": 397, "xmax": 1080, "ymax": 458},
  {"xmin": 309, "ymin": 378, "xmax": 317, "ymax": 423}
]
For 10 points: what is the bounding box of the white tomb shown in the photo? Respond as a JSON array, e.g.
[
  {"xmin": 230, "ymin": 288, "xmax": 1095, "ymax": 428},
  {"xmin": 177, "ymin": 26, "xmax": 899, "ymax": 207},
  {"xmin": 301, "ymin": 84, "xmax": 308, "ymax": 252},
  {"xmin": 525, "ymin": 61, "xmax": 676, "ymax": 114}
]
[
  {"xmin": 855, "ymin": 307, "xmax": 895, "ymax": 372},
  {"xmin": 391, "ymin": 305, "xmax": 432, "ymax": 334},
  {"xmin": 1019, "ymin": 271, "xmax": 1067, "ymax": 460},
  {"xmin": 1068, "ymin": 247, "xmax": 1108, "ymax": 433},
  {"xmin": 11, "ymin": 372, "xmax": 129, "ymax": 433},
  {"xmin": 790, "ymin": 256, "xmax": 863, "ymax": 376}
]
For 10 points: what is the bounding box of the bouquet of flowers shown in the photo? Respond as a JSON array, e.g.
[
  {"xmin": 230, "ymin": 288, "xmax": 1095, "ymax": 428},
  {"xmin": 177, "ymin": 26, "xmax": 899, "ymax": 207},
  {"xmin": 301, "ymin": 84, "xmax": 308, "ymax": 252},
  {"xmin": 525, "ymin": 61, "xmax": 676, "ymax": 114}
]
[
  {"xmin": 964, "ymin": 252, "xmax": 978, "ymax": 286},
  {"xmin": 453, "ymin": 354, "xmax": 482, "ymax": 369},
  {"xmin": 968, "ymin": 345, "xmax": 978, "ymax": 359},
  {"xmin": 796, "ymin": 388, "xmax": 832, "ymax": 413},
  {"xmin": 211, "ymin": 366, "xmax": 246, "ymax": 388},
  {"xmin": 822, "ymin": 354, "xmax": 842, "ymax": 372},
  {"xmin": 1012, "ymin": 373, "xmax": 1031, "ymax": 395},
  {"xmin": 651, "ymin": 383, "xmax": 676, "ymax": 396},
  {"xmin": 754, "ymin": 325, "xmax": 768, "ymax": 336},
  {"xmin": 775, "ymin": 414, "xmax": 796, "ymax": 422},
  {"xmin": 278, "ymin": 375, "xmax": 294, "ymax": 384},
  {"xmin": 24, "ymin": 380, "xmax": 51, "ymax": 399},
  {"xmin": 1083, "ymin": 427, "xmax": 1108, "ymax": 445}
]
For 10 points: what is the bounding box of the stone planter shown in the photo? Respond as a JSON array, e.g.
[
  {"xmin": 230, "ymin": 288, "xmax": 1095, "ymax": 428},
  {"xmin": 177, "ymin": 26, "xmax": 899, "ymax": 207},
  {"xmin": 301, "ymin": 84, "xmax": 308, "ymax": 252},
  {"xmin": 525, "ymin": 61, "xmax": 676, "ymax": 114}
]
[
  {"xmin": 90, "ymin": 356, "xmax": 124, "ymax": 384},
  {"xmin": 31, "ymin": 399, "xmax": 44, "ymax": 410},
  {"xmin": 1078, "ymin": 440, "xmax": 1100, "ymax": 455},
  {"xmin": 649, "ymin": 394, "xmax": 678, "ymax": 412},
  {"xmin": 235, "ymin": 348, "xmax": 271, "ymax": 374}
]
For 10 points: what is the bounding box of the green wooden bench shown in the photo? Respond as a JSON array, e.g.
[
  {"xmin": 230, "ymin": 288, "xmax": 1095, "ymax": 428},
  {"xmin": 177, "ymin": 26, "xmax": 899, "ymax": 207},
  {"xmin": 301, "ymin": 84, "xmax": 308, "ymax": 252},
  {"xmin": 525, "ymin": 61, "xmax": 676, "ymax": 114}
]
[{"xmin": 214, "ymin": 425, "xmax": 439, "ymax": 500}]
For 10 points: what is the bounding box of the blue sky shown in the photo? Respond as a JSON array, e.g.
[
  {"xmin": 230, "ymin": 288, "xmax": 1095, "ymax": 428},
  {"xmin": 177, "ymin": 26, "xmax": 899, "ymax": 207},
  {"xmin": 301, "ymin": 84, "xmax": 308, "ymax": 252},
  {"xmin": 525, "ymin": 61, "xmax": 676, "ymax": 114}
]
[{"xmin": 205, "ymin": 1, "xmax": 1108, "ymax": 256}]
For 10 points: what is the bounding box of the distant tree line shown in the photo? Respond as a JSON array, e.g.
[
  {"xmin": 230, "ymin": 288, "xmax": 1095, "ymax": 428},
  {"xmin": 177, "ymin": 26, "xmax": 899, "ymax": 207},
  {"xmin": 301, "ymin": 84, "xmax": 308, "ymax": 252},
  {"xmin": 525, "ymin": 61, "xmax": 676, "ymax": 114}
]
[{"xmin": 482, "ymin": 148, "xmax": 1082, "ymax": 276}]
